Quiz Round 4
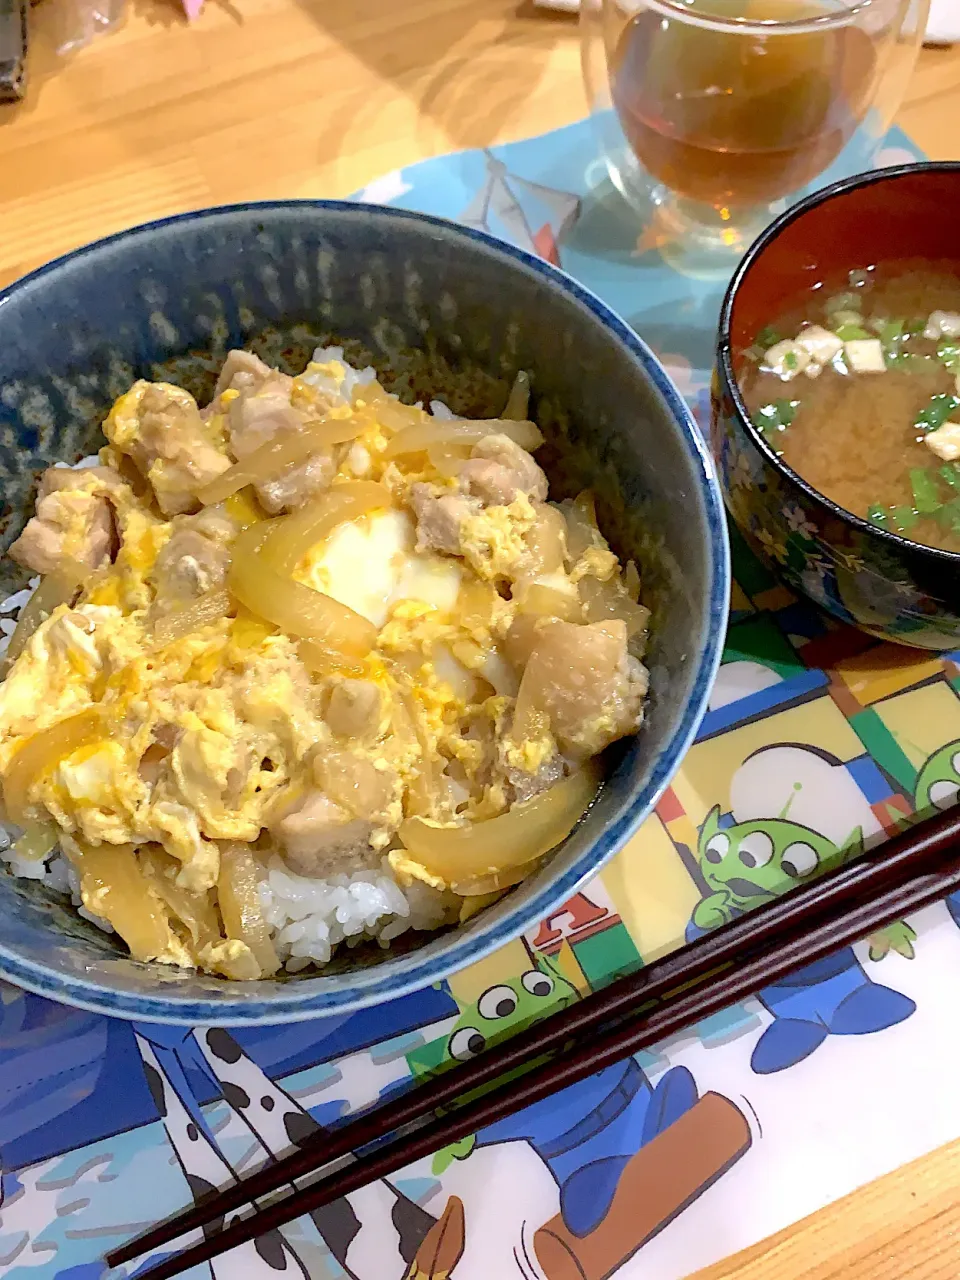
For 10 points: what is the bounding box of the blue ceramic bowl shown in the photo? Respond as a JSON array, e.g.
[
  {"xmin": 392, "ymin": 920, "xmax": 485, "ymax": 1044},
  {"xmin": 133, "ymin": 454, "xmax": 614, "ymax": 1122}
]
[
  {"xmin": 0, "ymin": 202, "xmax": 728, "ymax": 1024},
  {"xmin": 714, "ymin": 162, "xmax": 960, "ymax": 649}
]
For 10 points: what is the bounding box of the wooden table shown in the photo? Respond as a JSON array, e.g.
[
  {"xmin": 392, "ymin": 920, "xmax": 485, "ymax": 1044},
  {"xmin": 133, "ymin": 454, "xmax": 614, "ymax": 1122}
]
[{"xmin": 2, "ymin": 3, "xmax": 960, "ymax": 1276}]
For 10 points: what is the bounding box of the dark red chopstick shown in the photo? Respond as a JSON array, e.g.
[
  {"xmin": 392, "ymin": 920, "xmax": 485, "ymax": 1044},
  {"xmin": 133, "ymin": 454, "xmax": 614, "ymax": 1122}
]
[{"xmin": 106, "ymin": 805, "xmax": 960, "ymax": 1280}]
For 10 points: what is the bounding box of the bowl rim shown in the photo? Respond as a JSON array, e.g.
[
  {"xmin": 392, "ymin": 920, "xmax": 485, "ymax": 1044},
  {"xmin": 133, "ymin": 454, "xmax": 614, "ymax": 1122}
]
[
  {"xmin": 0, "ymin": 198, "xmax": 730, "ymax": 1024},
  {"xmin": 718, "ymin": 159, "xmax": 960, "ymax": 565}
]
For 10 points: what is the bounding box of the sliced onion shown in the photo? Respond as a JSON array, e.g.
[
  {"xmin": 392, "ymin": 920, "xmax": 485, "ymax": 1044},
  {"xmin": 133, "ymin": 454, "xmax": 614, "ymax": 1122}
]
[
  {"xmin": 3, "ymin": 709, "xmax": 105, "ymax": 826},
  {"xmin": 516, "ymin": 581, "xmax": 582, "ymax": 623},
  {"xmin": 503, "ymin": 613, "xmax": 544, "ymax": 669},
  {"xmin": 150, "ymin": 587, "xmax": 232, "ymax": 649},
  {"xmin": 363, "ymin": 386, "xmax": 425, "ymax": 432},
  {"xmin": 503, "ymin": 370, "xmax": 531, "ymax": 421},
  {"xmin": 511, "ymin": 650, "xmax": 551, "ymax": 744},
  {"xmin": 261, "ymin": 481, "xmax": 390, "ymax": 575},
  {"xmin": 140, "ymin": 844, "xmax": 222, "ymax": 951},
  {"xmin": 522, "ymin": 505, "xmax": 567, "ymax": 582},
  {"xmin": 562, "ymin": 491, "xmax": 601, "ymax": 560},
  {"xmin": 455, "ymin": 859, "xmax": 547, "ymax": 897},
  {"xmin": 228, "ymin": 539, "xmax": 376, "ymax": 658},
  {"xmin": 3, "ymin": 568, "xmax": 85, "ymax": 672},
  {"xmin": 197, "ymin": 416, "xmax": 363, "ymax": 505},
  {"xmin": 217, "ymin": 842, "xmax": 280, "ymax": 977},
  {"xmin": 427, "ymin": 440, "xmax": 472, "ymax": 477},
  {"xmin": 67, "ymin": 839, "xmax": 172, "ymax": 962},
  {"xmin": 579, "ymin": 575, "xmax": 650, "ymax": 637},
  {"xmin": 298, "ymin": 639, "xmax": 365, "ymax": 678},
  {"xmin": 398, "ymin": 763, "xmax": 600, "ymax": 885},
  {"xmin": 391, "ymin": 689, "xmax": 437, "ymax": 818},
  {"xmin": 384, "ymin": 417, "xmax": 543, "ymax": 459},
  {"xmin": 458, "ymin": 888, "xmax": 507, "ymax": 919},
  {"xmin": 13, "ymin": 819, "xmax": 58, "ymax": 862}
]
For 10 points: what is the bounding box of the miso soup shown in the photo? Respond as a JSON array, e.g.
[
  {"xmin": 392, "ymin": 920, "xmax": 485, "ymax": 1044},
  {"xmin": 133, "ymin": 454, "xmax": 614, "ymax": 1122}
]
[{"xmin": 739, "ymin": 261, "xmax": 960, "ymax": 554}]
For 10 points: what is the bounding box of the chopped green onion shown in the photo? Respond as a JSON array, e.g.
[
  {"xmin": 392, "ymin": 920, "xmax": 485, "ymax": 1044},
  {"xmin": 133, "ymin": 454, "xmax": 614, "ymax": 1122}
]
[
  {"xmin": 756, "ymin": 326, "xmax": 783, "ymax": 350},
  {"xmin": 891, "ymin": 505, "xmax": 918, "ymax": 532},
  {"xmin": 937, "ymin": 340, "xmax": 960, "ymax": 371},
  {"xmin": 866, "ymin": 504, "xmax": 887, "ymax": 528},
  {"xmin": 910, "ymin": 468, "xmax": 942, "ymax": 515},
  {"xmin": 941, "ymin": 464, "xmax": 960, "ymax": 491},
  {"xmin": 904, "ymin": 317, "xmax": 927, "ymax": 337},
  {"xmin": 871, "ymin": 318, "xmax": 904, "ymax": 345},
  {"xmin": 751, "ymin": 399, "xmax": 800, "ymax": 440},
  {"xmin": 935, "ymin": 498, "xmax": 960, "ymax": 533},
  {"xmin": 783, "ymin": 351, "xmax": 798, "ymax": 372},
  {"xmin": 835, "ymin": 322, "xmax": 872, "ymax": 342},
  {"xmin": 915, "ymin": 393, "xmax": 960, "ymax": 433}
]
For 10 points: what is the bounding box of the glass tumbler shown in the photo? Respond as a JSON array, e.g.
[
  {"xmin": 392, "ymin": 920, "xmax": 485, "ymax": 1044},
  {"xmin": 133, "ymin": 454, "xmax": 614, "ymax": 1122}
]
[{"xmin": 581, "ymin": 0, "xmax": 930, "ymax": 276}]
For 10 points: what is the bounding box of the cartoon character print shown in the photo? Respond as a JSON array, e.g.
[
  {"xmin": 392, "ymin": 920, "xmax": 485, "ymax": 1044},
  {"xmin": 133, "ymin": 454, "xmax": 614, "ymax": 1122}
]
[
  {"xmin": 688, "ymin": 745, "xmax": 917, "ymax": 1076},
  {"xmin": 0, "ymin": 985, "xmax": 462, "ymax": 1280},
  {"xmin": 914, "ymin": 740, "xmax": 960, "ymax": 929},
  {"xmin": 410, "ymin": 952, "xmax": 751, "ymax": 1280}
]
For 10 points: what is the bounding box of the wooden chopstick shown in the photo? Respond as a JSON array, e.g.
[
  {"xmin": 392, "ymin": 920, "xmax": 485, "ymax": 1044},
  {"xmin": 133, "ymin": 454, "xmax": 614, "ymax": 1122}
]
[{"xmin": 106, "ymin": 805, "xmax": 960, "ymax": 1280}]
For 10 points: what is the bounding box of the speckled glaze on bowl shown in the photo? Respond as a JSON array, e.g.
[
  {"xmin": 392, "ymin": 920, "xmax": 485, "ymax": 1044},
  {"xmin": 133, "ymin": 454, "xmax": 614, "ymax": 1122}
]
[
  {"xmin": 0, "ymin": 201, "xmax": 728, "ymax": 1024},
  {"xmin": 714, "ymin": 162, "xmax": 960, "ymax": 650}
]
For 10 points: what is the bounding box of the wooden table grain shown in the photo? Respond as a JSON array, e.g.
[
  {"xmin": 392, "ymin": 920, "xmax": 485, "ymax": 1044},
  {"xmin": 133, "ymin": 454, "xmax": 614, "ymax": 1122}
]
[{"xmin": 2, "ymin": 4, "xmax": 960, "ymax": 1277}]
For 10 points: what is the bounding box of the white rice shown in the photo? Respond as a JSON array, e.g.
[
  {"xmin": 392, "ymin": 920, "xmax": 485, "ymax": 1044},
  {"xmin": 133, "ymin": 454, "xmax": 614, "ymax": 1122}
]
[
  {"xmin": 0, "ymin": 371, "xmax": 459, "ymax": 971},
  {"xmin": 260, "ymin": 859, "xmax": 451, "ymax": 969}
]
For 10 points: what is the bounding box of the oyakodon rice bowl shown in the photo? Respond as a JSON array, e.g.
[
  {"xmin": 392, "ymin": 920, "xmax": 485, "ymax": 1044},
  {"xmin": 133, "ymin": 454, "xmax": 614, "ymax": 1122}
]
[
  {"xmin": 0, "ymin": 345, "xmax": 650, "ymax": 980},
  {"xmin": 0, "ymin": 200, "xmax": 728, "ymax": 1024}
]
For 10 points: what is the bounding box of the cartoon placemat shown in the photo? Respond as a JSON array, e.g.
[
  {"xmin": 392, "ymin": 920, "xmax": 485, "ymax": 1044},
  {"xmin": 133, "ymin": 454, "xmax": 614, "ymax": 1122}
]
[{"xmin": 1, "ymin": 118, "xmax": 954, "ymax": 1280}]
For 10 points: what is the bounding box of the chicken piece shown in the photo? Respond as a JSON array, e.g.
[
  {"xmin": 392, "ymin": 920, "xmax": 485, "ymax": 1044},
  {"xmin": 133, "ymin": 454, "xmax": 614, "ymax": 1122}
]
[
  {"xmin": 256, "ymin": 454, "xmax": 337, "ymax": 515},
  {"xmin": 105, "ymin": 381, "xmax": 231, "ymax": 516},
  {"xmin": 151, "ymin": 528, "xmax": 231, "ymax": 608},
  {"xmin": 503, "ymin": 752, "xmax": 566, "ymax": 805},
  {"xmin": 314, "ymin": 748, "xmax": 396, "ymax": 823},
  {"xmin": 459, "ymin": 434, "xmax": 548, "ymax": 506},
  {"xmin": 325, "ymin": 679, "xmax": 383, "ymax": 739},
  {"xmin": 227, "ymin": 374, "xmax": 299, "ymax": 456},
  {"xmin": 150, "ymin": 505, "xmax": 238, "ymax": 609},
  {"xmin": 214, "ymin": 349, "xmax": 274, "ymax": 398},
  {"xmin": 525, "ymin": 618, "xmax": 647, "ymax": 758},
  {"xmin": 226, "ymin": 373, "xmax": 336, "ymax": 513},
  {"xmin": 9, "ymin": 467, "xmax": 126, "ymax": 576},
  {"xmin": 273, "ymin": 790, "xmax": 374, "ymax": 876},
  {"xmin": 408, "ymin": 484, "xmax": 481, "ymax": 555}
]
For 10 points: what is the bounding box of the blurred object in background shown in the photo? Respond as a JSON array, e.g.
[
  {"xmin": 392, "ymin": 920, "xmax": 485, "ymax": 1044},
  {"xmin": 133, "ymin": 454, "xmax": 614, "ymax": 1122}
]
[
  {"xmin": 925, "ymin": 0, "xmax": 960, "ymax": 43},
  {"xmin": 535, "ymin": 0, "xmax": 958, "ymax": 42},
  {"xmin": 56, "ymin": 0, "xmax": 125, "ymax": 54},
  {"xmin": 0, "ymin": 0, "xmax": 27, "ymax": 101}
]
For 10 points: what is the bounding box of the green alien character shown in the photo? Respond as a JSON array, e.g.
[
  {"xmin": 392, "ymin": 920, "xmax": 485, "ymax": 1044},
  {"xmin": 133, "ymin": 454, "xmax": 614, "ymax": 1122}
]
[
  {"xmin": 408, "ymin": 953, "xmax": 579, "ymax": 1172},
  {"xmin": 690, "ymin": 805, "xmax": 916, "ymax": 1074},
  {"xmin": 409, "ymin": 947, "xmax": 747, "ymax": 1266},
  {"xmin": 914, "ymin": 741, "xmax": 960, "ymax": 816},
  {"xmin": 691, "ymin": 805, "xmax": 863, "ymax": 932},
  {"xmin": 914, "ymin": 740, "xmax": 960, "ymax": 931}
]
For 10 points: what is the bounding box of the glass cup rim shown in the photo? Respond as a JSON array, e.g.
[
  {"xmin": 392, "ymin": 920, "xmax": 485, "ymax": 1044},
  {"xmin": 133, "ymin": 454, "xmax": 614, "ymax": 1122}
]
[{"xmin": 637, "ymin": 0, "xmax": 879, "ymax": 35}]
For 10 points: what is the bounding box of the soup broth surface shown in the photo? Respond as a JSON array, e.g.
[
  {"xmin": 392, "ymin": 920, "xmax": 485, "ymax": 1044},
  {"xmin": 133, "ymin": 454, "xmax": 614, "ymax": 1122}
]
[{"xmin": 739, "ymin": 260, "xmax": 960, "ymax": 553}]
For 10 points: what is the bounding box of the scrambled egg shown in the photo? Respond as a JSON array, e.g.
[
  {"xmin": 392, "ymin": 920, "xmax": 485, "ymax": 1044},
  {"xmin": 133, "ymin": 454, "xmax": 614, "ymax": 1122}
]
[
  {"xmin": 0, "ymin": 349, "xmax": 647, "ymax": 979},
  {"xmin": 460, "ymin": 494, "xmax": 536, "ymax": 580}
]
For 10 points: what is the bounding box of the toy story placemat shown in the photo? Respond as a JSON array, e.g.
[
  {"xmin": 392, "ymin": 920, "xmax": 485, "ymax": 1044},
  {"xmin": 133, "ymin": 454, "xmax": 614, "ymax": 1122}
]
[{"xmin": 3, "ymin": 118, "xmax": 957, "ymax": 1280}]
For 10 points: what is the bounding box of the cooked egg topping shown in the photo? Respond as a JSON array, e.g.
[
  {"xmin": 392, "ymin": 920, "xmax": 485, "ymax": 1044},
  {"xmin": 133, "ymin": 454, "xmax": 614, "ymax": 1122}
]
[{"xmin": 0, "ymin": 348, "xmax": 650, "ymax": 979}]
